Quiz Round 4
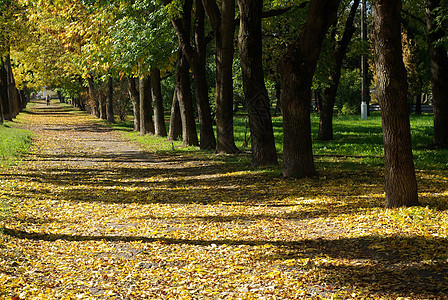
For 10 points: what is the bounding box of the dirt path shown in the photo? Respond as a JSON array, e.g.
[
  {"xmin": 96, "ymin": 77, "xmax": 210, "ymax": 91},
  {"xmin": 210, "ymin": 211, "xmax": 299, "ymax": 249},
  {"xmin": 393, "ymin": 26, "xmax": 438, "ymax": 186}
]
[
  {"xmin": 1, "ymin": 100, "xmax": 447, "ymax": 299},
  {"xmin": 19, "ymin": 100, "xmax": 159, "ymax": 168}
]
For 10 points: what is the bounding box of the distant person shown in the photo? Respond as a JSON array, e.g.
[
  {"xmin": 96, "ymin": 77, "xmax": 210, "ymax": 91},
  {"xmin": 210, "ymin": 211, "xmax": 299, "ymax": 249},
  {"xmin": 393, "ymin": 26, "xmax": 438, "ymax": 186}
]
[{"xmin": 46, "ymin": 95, "xmax": 50, "ymax": 106}]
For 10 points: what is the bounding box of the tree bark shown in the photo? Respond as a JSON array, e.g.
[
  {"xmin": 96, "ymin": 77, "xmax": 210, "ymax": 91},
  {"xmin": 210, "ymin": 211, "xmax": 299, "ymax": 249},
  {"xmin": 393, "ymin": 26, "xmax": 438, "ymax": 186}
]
[
  {"xmin": 86, "ymin": 76, "xmax": 99, "ymax": 117},
  {"xmin": 202, "ymin": 0, "xmax": 239, "ymax": 153},
  {"xmin": 238, "ymin": 0, "xmax": 277, "ymax": 166},
  {"xmin": 372, "ymin": 0, "xmax": 419, "ymax": 208},
  {"xmin": 139, "ymin": 75, "xmax": 155, "ymax": 135},
  {"xmin": 318, "ymin": 0, "xmax": 360, "ymax": 141},
  {"xmin": 168, "ymin": 86, "xmax": 182, "ymax": 141},
  {"xmin": 99, "ymin": 92, "xmax": 107, "ymax": 120},
  {"xmin": 4, "ymin": 55, "xmax": 19, "ymax": 119},
  {"xmin": 151, "ymin": 67, "xmax": 167, "ymax": 137},
  {"xmin": 127, "ymin": 76, "xmax": 140, "ymax": 132},
  {"xmin": 0, "ymin": 57, "xmax": 9, "ymax": 122},
  {"xmin": 176, "ymin": 48, "xmax": 199, "ymax": 146},
  {"xmin": 107, "ymin": 75, "xmax": 115, "ymax": 123},
  {"xmin": 424, "ymin": 0, "xmax": 448, "ymax": 148},
  {"xmin": 162, "ymin": 0, "xmax": 216, "ymax": 150},
  {"xmin": 192, "ymin": 0, "xmax": 216, "ymax": 150},
  {"xmin": 278, "ymin": 0, "xmax": 340, "ymax": 178},
  {"xmin": 415, "ymin": 93, "xmax": 422, "ymax": 115}
]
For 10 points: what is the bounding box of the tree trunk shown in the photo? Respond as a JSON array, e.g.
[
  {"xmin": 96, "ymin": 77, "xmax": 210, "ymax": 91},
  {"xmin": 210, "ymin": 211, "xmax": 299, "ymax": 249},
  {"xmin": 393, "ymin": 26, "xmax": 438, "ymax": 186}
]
[
  {"xmin": 238, "ymin": 0, "xmax": 277, "ymax": 166},
  {"xmin": 168, "ymin": 86, "xmax": 182, "ymax": 141},
  {"xmin": 162, "ymin": 0, "xmax": 216, "ymax": 150},
  {"xmin": 425, "ymin": 0, "xmax": 448, "ymax": 148},
  {"xmin": 139, "ymin": 75, "xmax": 155, "ymax": 135},
  {"xmin": 99, "ymin": 92, "xmax": 107, "ymax": 120},
  {"xmin": 86, "ymin": 76, "xmax": 99, "ymax": 117},
  {"xmin": 107, "ymin": 75, "xmax": 115, "ymax": 123},
  {"xmin": 192, "ymin": 0, "xmax": 216, "ymax": 150},
  {"xmin": 176, "ymin": 48, "xmax": 199, "ymax": 146},
  {"xmin": 278, "ymin": 0, "xmax": 340, "ymax": 178},
  {"xmin": 318, "ymin": 0, "xmax": 360, "ymax": 141},
  {"xmin": 372, "ymin": 0, "xmax": 419, "ymax": 208},
  {"xmin": 0, "ymin": 58, "xmax": 9, "ymax": 121},
  {"xmin": 415, "ymin": 93, "xmax": 422, "ymax": 115},
  {"xmin": 202, "ymin": 0, "xmax": 239, "ymax": 153},
  {"xmin": 151, "ymin": 67, "xmax": 167, "ymax": 137},
  {"xmin": 127, "ymin": 76, "xmax": 140, "ymax": 132},
  {"xmin": 4, "ymin": 55, "xmax": 19, "ymax": 119}
]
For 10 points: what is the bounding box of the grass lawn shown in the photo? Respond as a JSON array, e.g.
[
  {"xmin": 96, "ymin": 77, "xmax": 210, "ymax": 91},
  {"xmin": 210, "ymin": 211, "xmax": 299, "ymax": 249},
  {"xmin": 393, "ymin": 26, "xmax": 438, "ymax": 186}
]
[
  {"xmin": 0, "ymin": 123, "xmax": 32, "ymax": 168},
  {"xmin": 114, "ymin": 111, "xmax": 448, "ymax": 172}
]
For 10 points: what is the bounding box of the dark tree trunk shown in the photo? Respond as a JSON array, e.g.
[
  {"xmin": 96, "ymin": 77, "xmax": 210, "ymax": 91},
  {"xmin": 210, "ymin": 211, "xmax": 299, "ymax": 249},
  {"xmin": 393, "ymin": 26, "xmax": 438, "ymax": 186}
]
[
  {"xmin": 0, "ymin": 58, "xmax": 9, "ymax": 121},
  {"xmin": 162, "ymin": 0, "xmax": 216, "ymax": 150},
  {"xmin": 86, "ymin": 76, "xmax": 99, "ymax": 117},
  {"xmin": 192, "ymin": 0, "xmax": 216, "ymax": 150},
  {"xmin": 19, "ymin": 90, "xmax": 26, "ymax": 111},
  {"xmin": 202, "ymin": 0, "xmax": 239, "ymax": 153},
  {"xmin": 425, "ymin": 0, "xmax": 448, "ymax": 148},
  {"xmin": 238, "ymin": 0, "xmax": 277, "ymax": 166},
  {"xmin": 99, "ymin": 92, "xmax": 107, "ymax": 120},
  {"xmin": 415, "ymin": 93, "xmax": 422, "ymax": 115},
  {"xmin": 318, "ymin": 0, "xmax": 360, "ymax": 141},
  {"xmin": 168, "ymin": 86, "xmax": 183, "ymax": 141},
  {"xmin": 372, "ymin": 0, "xmax": 419, "ymax": 208},
  {"xmin": 107, "ymin": 75, "xmax": 115, "ymax": 123},
  {"xmin": 127, "ymin": 76, "xmax": 140, "ymax": 132},
  {"xmin": 151, "ymin": 67, "xmax": 167, "ymax": 137},
  {"xmin": 139, "ymin": 75, "xmax": 155, "ymax": 135},
  {"xmin": 4, "ymin": 55, "xmax": 19, "ymax": 119},
  {"xmin": 176, "ymin": 48, "xmax": 199, "ymax": 146},
  {"xmin": 278, "ymin": 0, "xmax": 340, "ymax": 178},
  {"xmin": 274, "ymin": 82, "xmax": 281, "ymax": 117}
]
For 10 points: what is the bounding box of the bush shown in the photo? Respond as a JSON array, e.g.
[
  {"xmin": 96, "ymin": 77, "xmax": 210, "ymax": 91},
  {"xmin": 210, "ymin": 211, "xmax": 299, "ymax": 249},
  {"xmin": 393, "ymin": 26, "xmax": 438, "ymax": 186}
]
[{"xmin": 335, "ymin": 68, "xmax": 362, "ymax": 115}]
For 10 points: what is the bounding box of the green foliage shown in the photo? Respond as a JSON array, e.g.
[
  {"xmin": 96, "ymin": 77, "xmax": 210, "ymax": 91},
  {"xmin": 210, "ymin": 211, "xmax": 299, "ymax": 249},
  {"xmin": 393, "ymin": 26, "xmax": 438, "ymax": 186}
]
[
  {"xmin": 111, "ymin": 0, "xmax": 176, "ymax": 75},
  {"xmin": 335, "ymin": 68, "xmax": 362, "ymax": 115},
  {"xmin": 433, "ymin": 0, "xmax": 448, "ymax": 49}
]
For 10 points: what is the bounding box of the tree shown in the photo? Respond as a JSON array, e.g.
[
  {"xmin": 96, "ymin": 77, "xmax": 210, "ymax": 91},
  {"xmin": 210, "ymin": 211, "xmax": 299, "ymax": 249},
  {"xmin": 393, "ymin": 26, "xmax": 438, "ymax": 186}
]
[
  {"xmin": 372, "ymin": 0, "xmax": 419, "ymax": 208},
  {"xmin": 175, "ymin": 47, "xmax": 199, "ymax": 146},
  {"xmin": 237, "ymin": 0, "xmax": 277, "ymax": 166},
  {"xmin": 202, "ymin": 0, "xmax": 239, "ymax": 153},
  {"xmin": 0, "ymin": 58, "xmax": 9, "ymax": 122},
  {"xmin": 318, "ymin": 0, "xmax": 360, "ymax": 141},
  {"xmin": 162, "ymin": 0, "xmax": 216, "ymax": 150},
  {"xmin": 107, "ymin": 75, "xmax": 115, "ymax": 123},
  {"xmin": 279, "ymin": 0, "xmax": 340, "ymax": 178},
  {"xmin": 127, "ymin": 76, "xmax": 140, "ymax": 132},
  {"xmin": 168, "ymin": 88, "xmax": 182, "ymax": 141},
  {"xmin": 424, "ymin": 0, "xmax": 448, "ymax": 148},
  {"xmin": 151, "ymin": 67, "xmax": 167, "ymax": 137},
  {"xmin": 139, "ymin": 74, "xmax": 155, "ymax": 135}
]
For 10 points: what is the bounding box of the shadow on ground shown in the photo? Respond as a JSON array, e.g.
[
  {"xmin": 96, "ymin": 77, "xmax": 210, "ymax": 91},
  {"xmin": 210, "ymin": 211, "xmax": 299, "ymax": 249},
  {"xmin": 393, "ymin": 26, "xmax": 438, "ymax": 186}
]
[{"xmin": 4, "ymin": 227, "xmax": 447, "ymax": 298}]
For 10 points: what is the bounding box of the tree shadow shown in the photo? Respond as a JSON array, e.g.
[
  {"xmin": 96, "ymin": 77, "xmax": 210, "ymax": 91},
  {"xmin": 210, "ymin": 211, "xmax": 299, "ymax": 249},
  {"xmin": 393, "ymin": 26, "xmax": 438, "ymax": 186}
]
[{"xmin": 4, "ymin": 228, "xmax": 447, "ymax": 298}]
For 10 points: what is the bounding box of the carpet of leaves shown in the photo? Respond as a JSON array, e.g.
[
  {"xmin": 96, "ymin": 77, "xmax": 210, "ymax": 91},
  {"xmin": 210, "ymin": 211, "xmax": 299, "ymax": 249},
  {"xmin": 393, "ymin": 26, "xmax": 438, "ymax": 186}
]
[{"xmin": 1, "ymin": 101, "xmax": 448, "ymax": 299}]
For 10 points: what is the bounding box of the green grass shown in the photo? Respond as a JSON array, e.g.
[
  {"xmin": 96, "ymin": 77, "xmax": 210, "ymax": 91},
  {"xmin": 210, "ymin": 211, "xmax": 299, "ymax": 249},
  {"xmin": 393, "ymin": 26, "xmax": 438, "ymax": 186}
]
[
  {"xmin": 0, "ymin": 123, "xmax": 32, "ymax": 168},
  {"xmin": 109, "ymin": 112, "xmax": 448, "ymax": 173},
  {"xmin": 0, "ymin": 122, "xmax": 32, "ymax": 230}
]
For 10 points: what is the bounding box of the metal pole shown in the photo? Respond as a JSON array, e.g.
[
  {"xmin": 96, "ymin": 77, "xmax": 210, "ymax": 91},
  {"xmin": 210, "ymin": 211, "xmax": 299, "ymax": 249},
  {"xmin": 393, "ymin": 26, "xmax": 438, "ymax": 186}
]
[{"xmin": 361, "ymin": 0, "xmax": 368, "ymax": 120}]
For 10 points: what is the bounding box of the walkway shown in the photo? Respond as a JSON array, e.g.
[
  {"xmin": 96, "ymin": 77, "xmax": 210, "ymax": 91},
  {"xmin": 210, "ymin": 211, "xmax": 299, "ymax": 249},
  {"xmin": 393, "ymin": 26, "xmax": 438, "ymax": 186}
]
[{"xmin": 0, "ymin": 100, "xmax": 446, "ymax": 299}]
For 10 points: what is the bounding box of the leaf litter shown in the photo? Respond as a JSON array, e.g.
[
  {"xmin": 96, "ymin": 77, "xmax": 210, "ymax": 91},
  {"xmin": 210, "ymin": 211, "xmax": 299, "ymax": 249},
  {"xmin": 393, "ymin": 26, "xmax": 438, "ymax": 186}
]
[{"xmin": 0, "ymin": 101, "xmax": 447, "ymax": 299}]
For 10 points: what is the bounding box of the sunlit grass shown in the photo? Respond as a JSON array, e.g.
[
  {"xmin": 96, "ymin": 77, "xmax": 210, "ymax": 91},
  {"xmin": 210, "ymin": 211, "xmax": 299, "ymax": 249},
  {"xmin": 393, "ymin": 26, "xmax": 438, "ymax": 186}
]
[
  {"xmin": 0, "ymin": 123, "xmax": 32, "ymax": 168},
  {"xmin": 111, "ymin": 111, "xmax": 447, "ymax": 173}
]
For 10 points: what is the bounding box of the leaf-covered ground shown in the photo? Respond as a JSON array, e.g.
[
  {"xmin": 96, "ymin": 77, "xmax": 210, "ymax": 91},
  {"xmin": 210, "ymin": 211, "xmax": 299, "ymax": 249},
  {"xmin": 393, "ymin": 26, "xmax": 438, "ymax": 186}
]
[{"xmin": 1, "ymin": 100, "xmax": 447, "ymax": 299}]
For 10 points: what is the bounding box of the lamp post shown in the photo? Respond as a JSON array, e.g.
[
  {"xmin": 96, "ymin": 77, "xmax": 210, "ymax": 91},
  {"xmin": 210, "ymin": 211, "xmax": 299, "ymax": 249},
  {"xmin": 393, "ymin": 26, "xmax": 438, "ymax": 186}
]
[{"xmin": 361, "ymin": 0, "xmax": 368, "ymax": 120}]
